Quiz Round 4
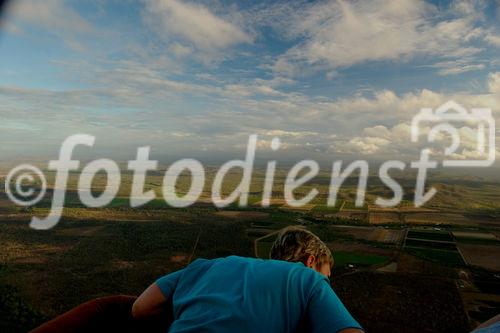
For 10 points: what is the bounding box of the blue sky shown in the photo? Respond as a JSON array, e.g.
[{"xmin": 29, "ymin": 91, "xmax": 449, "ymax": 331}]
[{"xmin": 0, "ymin": 0, "xmax": 499, "ymax": 163}]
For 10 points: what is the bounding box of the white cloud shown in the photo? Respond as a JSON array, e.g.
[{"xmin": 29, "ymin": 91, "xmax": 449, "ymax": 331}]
[
  {"xmin": 169, "ymin": 43, "xmax": 193, "ymax": 58},
  {"xmin": 431, "ymin": 59, "xmax": 485, "ymax": 76},
  {"xmin": 5, "ymin": 0, "xmax": 96, "ymax": 49},
  {"xmin": 144, "ymin": 0, "xmax": 252, "ymax": 60},
  {"xmin": 269, "ymin": 0, "xmax": 486, "ymax": 76},
  {"xmin": 7, "ymin": 0, "xmax": 94, "ymax": 34},
  {"xmin": 484, "ymin": 33, "xmax": 500, "ymax": 47},
  {"xmin": 343, "ymin": 123, "xmax": 413, "ymax": 155},
  {"xmin": 261, "ymin": 129, "xmax": 318, "ymax": 138},
  {"xmin": 488, "ymin": 72, "xmax": 500, "ymax": 94},
  {"xmin": 4, "ymin": 67, "xmax": 499, "ymax": 161},
  {"xmin": 223, "ymin": 82, "xmax": 287, "ymax": 98},
  {"xmin": 362, "ymin": 125, "xmax": 392, "ymax": 139},
  {"xmin": 347, "ymin": 136, "xmax": 391, "ymax": 155},
  {"xmin": 343, "ymin": 105, "xmax": 499, "ymax": 161}
]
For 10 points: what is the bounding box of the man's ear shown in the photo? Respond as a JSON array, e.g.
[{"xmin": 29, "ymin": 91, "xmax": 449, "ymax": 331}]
[{"xmin": 305, "ymin": 255, "xmax": 316, "ymax": 268}]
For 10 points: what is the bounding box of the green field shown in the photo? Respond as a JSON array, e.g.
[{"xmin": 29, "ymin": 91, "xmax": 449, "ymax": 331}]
[
  {"xmin": 407, "ymin": 230, "xmax": 454, "ymax": 242},
  {"xmin": 405, "ymin": 248, "xmax": 465, "ymax": 267}
]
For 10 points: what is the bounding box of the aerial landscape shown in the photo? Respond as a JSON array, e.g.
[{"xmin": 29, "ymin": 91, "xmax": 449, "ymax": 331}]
[
  {"xmin": 0, "ymin": 166, "xmax": 499, "ymax": 332},
  {"xmin": 1, "ymin": 0, "xmax": 500, "ymax": 332}
]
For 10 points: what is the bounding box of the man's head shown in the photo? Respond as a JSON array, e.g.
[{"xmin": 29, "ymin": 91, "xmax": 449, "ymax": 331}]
[{"xmin": 270, "ymin": 226, "xmax": 333, "ymax": 277}]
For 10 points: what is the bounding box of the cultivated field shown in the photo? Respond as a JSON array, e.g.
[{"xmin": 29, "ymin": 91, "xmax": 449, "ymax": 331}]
[
  {"xmin": 368, "ymin": 212, "xmax": 401, "ymax": 224},
  {"xmin": 458, "ymin": 244, "xmax": 500, "ymax": 271},
  {"xmin": 214, "ymin": 210, "xmax": 269, "ymax": 219},
  {"xmin": 403, "ymin": 212, "xmax": 479, "ymax": 226}
]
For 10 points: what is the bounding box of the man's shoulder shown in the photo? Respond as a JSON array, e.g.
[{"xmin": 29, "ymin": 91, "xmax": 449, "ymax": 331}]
[
  {"xmin": 226, "ymin": 256, "xmax": 325, "ymax": 281},
  {"xmin": 189, "ymin": 256, "xmax": 324, "ymax": 281},
  {"xmin": 218, "ymin": 256, "xmax": 304, "ymax": 269}
]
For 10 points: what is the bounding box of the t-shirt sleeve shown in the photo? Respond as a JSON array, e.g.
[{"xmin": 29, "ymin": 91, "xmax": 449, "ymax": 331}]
[
  {"xmin": 306, "ymin": 279, "xmax": 363, "ymax": 333},
  {"xmin": 155, "ymin": 269, "xmax": 184, "ymax": 299}
]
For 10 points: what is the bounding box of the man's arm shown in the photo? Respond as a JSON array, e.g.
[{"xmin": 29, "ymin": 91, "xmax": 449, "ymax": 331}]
[
  {"xmin": 132, "ymin": 268, "xmax": 183, "ymax": 320},
  {"xmin": 132, "ymin": 283, "xmax": 167, "ymax": 319}
]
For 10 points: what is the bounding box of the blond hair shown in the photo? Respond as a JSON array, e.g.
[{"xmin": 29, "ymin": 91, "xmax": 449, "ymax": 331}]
[{"xmin": 270, "ymin": 226, "xmax": 333, "ymax": 268}]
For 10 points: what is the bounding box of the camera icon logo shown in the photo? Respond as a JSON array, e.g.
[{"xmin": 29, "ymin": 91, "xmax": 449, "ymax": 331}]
[{"xmin": 411, "ymin": 100, "xmax": 495, "ymax": 167}]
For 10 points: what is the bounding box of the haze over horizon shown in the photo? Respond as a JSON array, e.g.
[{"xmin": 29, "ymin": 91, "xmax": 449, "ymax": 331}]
[{"xmin": 1, "ymin": 0, "xmax": 499, "ymax": 167}]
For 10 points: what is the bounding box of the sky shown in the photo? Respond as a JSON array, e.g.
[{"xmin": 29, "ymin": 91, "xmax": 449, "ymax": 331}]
[{"xmin": 0, "ymin": 0, "xmax": 499, "ymax": 165}]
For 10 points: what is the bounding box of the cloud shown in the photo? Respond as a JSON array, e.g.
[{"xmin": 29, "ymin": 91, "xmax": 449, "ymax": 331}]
[
  {"xmin": 268, "ymin": 0, "xmax": 486, "ymax": 76},
  {"xmin": 484, "ymin": 32, "xmax": 500, "ymax": 47},
  {"xmin": 169, "ymin": 43, "xmax": 193, "ymax": 58},
  {"xmin": 342, "ymin": 98, "xmax": 500, "ymax": 161},
  {"xmin": 2, "ymin": 64, "xmax": 498, "ymax": 161},
  {"xmin": 262, "ymin": 129, "xmax": 314, "ymax": 137},
  {"xmin": 488, "ymin": 72, "xmax": 500, "ymax": 94},
  {"xmin": 144, "ymin": 0, "xmax": 252, "ymax": 62},
  {"xmin": 342, "ymin": 123, "xmax": 412, "ymax": 155},
  {"xmin": 431, "ymin": 59, "xmax": 485, "ymax": 76},
  {"xmin": 5, "ymin": 0, "xmax": 96, "ymax": 49},
  {"xmin": 346, "ymin": 136, "xmax": 391, "ymax": 155},
  {"xmin": 1, "ymin": 0, "xmax": 499, "ymax": 162}
]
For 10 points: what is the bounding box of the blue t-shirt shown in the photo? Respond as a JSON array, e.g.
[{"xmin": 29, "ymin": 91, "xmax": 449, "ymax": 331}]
[
  {"xmin": 471, "ymin": 321, "xmax": 500, "ymax": 333},
  {"xmin": 156, "ymin": 256, "xmax": 362, "ymax": 333}
]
